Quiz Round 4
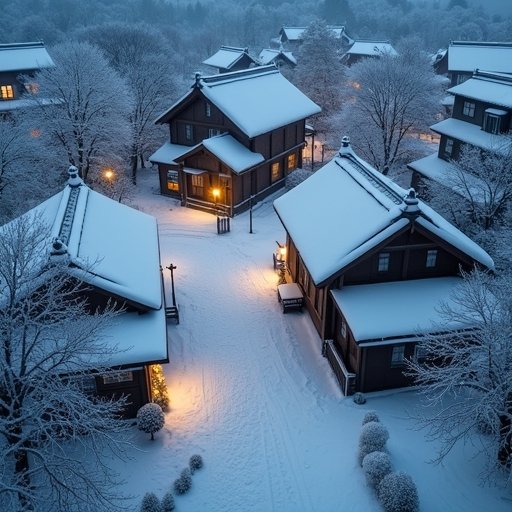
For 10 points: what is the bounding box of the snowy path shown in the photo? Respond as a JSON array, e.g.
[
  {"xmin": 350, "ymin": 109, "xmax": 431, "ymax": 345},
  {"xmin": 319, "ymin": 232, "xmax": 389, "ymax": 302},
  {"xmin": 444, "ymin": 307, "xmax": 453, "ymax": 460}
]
[{"xmin": 118, "ymin": 169, "xmax": 511, "ymax": 512}]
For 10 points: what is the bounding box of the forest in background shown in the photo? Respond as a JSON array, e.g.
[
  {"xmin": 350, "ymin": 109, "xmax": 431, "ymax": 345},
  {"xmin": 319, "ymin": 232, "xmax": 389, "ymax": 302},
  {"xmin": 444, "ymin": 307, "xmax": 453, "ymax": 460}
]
[{"xmin": 1, "ymin": 0, "xmax": 511, "ymax": 82}]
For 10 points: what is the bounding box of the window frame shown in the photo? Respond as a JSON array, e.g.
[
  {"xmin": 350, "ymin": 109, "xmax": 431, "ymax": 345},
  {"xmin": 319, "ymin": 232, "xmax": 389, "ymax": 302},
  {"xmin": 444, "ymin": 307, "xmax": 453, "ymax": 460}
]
[
  {"xmin": 271, "ymin": 161, "xmax": 281, "ymax": 183},
  {"xmin": 391, "ymin": 345, "xmax": 405, "ymax": 367},
  {"xmin": 378, "ymin": 252, "xmax": 390, "ymax": 272},
  {"xmin": 205, "ymin": 102, "xmax": 211, "ymax": 117},
  {"xmin": 444, "ymin": 137, "xmax": 454, "ymax": 157},
  {"xmin": 185, "ymin": 124, "xmax": 193, "ymax": 141},
  {"xmin": 166, "ymin": 170, "xmax": 179, "ymax": 192},
  {"xmin": 413, "ymin": 344, "xmax": 427, "ymax": 363},
  {"xmin": 0, "ymin": 84, "xmax": 14, "ymax": 100},
  {"xmin": 484, "ymin": 113, "xmax": 501, "ymax": 134},
  {"xmin": 462, "ymin": 101, "xmax": 475, "ymax": 118},
  {"xmin": 287, "ymin": 153, "xmax": 297, "ymax": 171},
  {"xmin": 208, "ymin": 128, "xmax": 220, "ymax": 138},
  {"xmin": 426, "ymin": 249, "xmax": 438, "ymax": 268}
]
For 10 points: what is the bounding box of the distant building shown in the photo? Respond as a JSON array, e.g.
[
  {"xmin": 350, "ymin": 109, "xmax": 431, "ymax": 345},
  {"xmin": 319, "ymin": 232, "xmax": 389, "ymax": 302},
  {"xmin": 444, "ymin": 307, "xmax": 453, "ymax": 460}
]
[
  {"xmin": 341, "ymin": 40, "xmax": 398, "ymax": 66},
  {"xmin": 274, "ymin": 138, "xmax": 493, "ymax": 395},
  {"xmin": 443, "ymin": 41, "xmax": 512, "ymax": 86},
  {"xmin": 0, "ymin": 167, "xmax": 169, "ymax": 417},
  {"xmin": 278, "ymin": 25, "xmax": 353, "ymax": 52},
  {"xmin": 0, "ymin": 41, "xmax": 54, "ymax": 112},
  {"xmin": 202, "ymin": 46, "xmax": 258, "ymax": 74},
  {"xmin": 408, "ymin": 70, "xmax": 512, "ymax": 198},
  {"xmin": 151, "ymin": 65, "xmax": 321, "ymax": 216},
  {"xmin": 258, "ymin": 48, "xmax": 297, "ymax": 70}
]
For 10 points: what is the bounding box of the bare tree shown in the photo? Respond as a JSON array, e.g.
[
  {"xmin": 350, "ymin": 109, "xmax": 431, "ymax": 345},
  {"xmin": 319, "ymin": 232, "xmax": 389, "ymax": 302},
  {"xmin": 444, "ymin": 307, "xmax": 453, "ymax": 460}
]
[
  {"xmin": 26, "ymin": 41, "xmax": 132, "ymax": 184},
  {"xmin": 406, "ymin": 269, "xmax": 512, "ymax": 481},
  {"xmin": 0, "ymin": 215, "xmax": 132, "ymax": 511},
  {"xmin": 342, "ymin": 41, "xmax": 441, "ymax": 174}
]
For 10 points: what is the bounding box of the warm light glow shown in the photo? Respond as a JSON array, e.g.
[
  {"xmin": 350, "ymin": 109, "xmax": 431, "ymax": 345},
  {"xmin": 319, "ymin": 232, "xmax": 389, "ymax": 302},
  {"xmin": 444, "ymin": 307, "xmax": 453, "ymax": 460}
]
[
  {"xmin": 30, "ymin": 129, "xmax": 41, "ymax": 138},
  {"xmin": 103, "ymin": 168, "xmax": 115, "ymax": 180},
  {"xmin": 212, "ymin": 187, "xmax": 220, "ymax": 199},
  {"xmin": 279, "ymin": 246, "xmax": 287, "ymax": 260}
]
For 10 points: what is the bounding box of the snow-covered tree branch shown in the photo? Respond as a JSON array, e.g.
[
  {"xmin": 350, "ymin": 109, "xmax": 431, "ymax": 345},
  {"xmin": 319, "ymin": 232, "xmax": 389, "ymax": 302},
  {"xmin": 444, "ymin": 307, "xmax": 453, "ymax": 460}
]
[{"xmin": 0, "ymin": 215, "xmax": 132, "ymax": 511}]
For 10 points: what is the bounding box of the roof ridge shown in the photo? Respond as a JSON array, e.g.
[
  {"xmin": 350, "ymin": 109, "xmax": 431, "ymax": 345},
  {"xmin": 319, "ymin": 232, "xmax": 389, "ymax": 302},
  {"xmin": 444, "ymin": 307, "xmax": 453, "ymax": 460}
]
[
  {"xmin": 450, "ymin": 40, "xmax": 512, "ymax": 48},
  {"xmin": 0, "ymin": 41, "xmax": 46, "ymax": 50},
  {"xmin": 200, "ymin": 65, "xmax": 277, "ymax": 87},
  {"xmin": 58, "ymin": 186, "xmax": 81, "ymax": 245}
]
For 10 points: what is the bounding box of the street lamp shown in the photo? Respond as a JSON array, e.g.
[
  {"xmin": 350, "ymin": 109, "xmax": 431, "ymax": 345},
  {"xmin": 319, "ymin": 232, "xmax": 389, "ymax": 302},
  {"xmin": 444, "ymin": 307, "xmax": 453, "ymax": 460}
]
[{"xmin": 212, "ymin": 187, "xmax": 220, "ymax": 215}]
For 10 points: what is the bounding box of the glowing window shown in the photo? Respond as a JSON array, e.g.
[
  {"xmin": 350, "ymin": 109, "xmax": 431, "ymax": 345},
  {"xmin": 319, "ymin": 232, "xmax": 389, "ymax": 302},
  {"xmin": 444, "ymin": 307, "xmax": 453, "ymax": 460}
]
[
  {"xmin": 287, "ymin": 153, "xmax": 297, "ymax": 170},
  {"xmin": 0, "ymin": 85, "xmax": 14, "ymax": 99},
  {"xmin": 271, "ymin": 162, "xmax": 281, "ymax": 183},
  {"xmin": 167, "ymin": 170, "xmax": 179, "ymax": 192}
]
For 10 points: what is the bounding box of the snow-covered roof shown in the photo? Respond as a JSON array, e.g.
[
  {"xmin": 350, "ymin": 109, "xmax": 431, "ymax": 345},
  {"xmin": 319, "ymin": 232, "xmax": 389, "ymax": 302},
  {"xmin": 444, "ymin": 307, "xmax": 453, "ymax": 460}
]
[
  {"xmin": 430, "ymin": 117, "xmax": 512, "ymax": 153},
  {"xmin": 345, "ymin": 40, "xmax": 398, "ymax": 57},
  {"xmin": 447, "ymin": 70, "xmax": 512, "ymax": 109},
  {"xmin": 0, "ymin": 42, "xmax": 54, "ymax": 72},
  {"xmin": 155, "ymin": 66, "xmax": 321, "ymax": 138},
  {"xmin": 202, "ymin": 133, "xmax": 264, "ymax": 174},
  {"xmin": 331, "ymin": 277, "xmax": 467, "ymax": 343},
  {"xmin": 280, "ymin": 26, "xmax": 350, "ymax": 42},
  {"xmin": 448, "ymin": 41, "xmax": 512, "ymax": 74},
  {"xmin": 258, "ymin": 48, "xmax": 297, "ymax": 66},
  {"xmin": 274, "ymin": 141, "xmax": 493, "ymax": 285},
  {"xmin": 149, "ymin": 142, "xmax": 192, "ymax": 165},
  {"xmin": 202, "ymin": 46, "xmax": 256, "ymax": 70}
]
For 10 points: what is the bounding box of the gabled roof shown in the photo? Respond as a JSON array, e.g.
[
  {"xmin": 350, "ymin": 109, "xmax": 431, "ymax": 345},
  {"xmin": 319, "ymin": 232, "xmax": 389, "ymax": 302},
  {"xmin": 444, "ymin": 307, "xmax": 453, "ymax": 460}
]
[
  {"xmin": 149, "ymin": 142, "xmax": 192, "ymax": 165},
  {"xmin": 273, "ymin": 141, "xmax": 493, "ymax": 285},
  {"xmin": 447, "ymin": 70, "xmax": 512, "ymax": 109},
  {"xmin": 0, "ymin": 41, "xmax": 54, "ymax": 72},
  {"xmin": 344, "ymin": 40, "xmax": 398, "ymax": 57},
  {"xmin": 155, "ymin": 66, "xmax": 321, "ymax": 138},
  {"xmin": 448, "ymin": 41, "xmax": 512, "ymax": 74},
  {"xmin": 280, "ymin": 25, "xmax": 352, "ymax": 44},
  {"xmin": 258, "ymin": 48, "xmax": 297, "ymax": 66},
  {"xmin": 202, "ymin": 46, "xmax": 258, "ymax": 71}
]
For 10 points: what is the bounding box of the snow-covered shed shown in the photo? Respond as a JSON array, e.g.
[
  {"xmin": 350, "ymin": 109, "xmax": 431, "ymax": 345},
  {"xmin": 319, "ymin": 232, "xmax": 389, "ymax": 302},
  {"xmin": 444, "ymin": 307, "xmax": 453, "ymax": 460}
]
[
  {"xmin": 0, "ymin": 41, "xmax": 54, "ymax": 110},
  {"xmin": 341, "ymin": 40, "xmax": 398, "ymax": 66},
  {"xmin": 258, "ymin": 48, "xmax": 297, "ymax": 69},
  {"xmin": 151, "ymin": 65, "xmax": 321, "ymax": 216},
  {"xmin": 0, "ymin": 167, "xmax": 168, "ymax": 417},
  {"xmin": 202, "ymin": 46, "xmax": 258, "ymax": 74},
  {"xmin": 274, "ymin": 138, "xmax": 493, "ymax": 394}
]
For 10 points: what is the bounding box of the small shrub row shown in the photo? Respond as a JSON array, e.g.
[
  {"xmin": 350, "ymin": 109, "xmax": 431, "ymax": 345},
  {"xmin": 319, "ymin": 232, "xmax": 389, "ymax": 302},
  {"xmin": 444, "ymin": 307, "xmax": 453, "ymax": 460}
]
[
  {"xmin": 358, "ymin": 412, "xmax": 419, "ymax": 512},
  {"xmin": 139, "ymin": 454, "xmax": 204, "ymax": 511}
]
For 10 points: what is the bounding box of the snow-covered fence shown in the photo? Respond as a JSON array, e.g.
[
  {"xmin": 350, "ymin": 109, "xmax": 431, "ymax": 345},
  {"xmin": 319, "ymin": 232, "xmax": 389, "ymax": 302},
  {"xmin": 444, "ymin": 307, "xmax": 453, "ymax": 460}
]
[{"xmin": 323, "ymin": 339, "xmax": 356, "ymax": 395}]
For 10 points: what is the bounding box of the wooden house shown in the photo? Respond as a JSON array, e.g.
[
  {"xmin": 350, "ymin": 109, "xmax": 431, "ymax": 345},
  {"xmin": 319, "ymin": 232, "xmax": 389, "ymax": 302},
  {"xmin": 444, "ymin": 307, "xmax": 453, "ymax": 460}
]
[
  {"xmin": 202, "ymin": 46, "xmax": 258, "ymax": 74},
  {"xmin": 0, "ymin": 167, "xmax": 169, "ymax": 417},
  {"xmin": 408, "ymin": 70, "xmax": 512, "ymax": 195},
  {"xmin": 258, "ymin": 48, "xmax": 297, "ymax": 71},
  {"xmin": 279, "ymin": 25, "xmax": 353, "ymax": 52},
  {"xmin": 340, "ymin": 40, "xmax": 398, "ymax": 66},
  {"xmin": 274, "ymin": 138, "xmax": 493, "ymax": 395},
  {"xmin": 150, "ymin": 66, "xmax": 321, "ymax": 216},
  {"xmin": 0, "ymin": 41, "xmax": 54, "ymax": 112},
  {"xmin": 445, "ymin": 41, "xmax": 512, "ymax": 86}
]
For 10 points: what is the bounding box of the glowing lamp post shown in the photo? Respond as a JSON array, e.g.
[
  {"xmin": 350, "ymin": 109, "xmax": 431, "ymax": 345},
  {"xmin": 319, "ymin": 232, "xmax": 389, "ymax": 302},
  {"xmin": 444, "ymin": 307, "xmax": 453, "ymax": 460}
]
[{"xmin": 212, "ymin": 187, "xmax": 220, "ymax": 215}]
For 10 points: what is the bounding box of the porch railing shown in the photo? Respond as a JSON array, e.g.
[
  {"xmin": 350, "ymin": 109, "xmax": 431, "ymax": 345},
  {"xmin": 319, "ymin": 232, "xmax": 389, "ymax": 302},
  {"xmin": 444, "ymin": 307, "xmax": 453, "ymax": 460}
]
[{"xmin": 323, "ymin": 339, "xmax": 356, "ymax": 396}]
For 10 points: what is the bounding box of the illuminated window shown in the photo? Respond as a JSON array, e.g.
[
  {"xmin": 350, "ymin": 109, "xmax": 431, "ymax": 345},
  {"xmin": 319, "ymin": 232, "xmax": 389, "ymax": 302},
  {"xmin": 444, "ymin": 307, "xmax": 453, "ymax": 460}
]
[
  {"xmin": 378, "ymin": 252, "xmax": 390, "ymax": 272},
  {"xmin": 102, "ymin": 371, "xmax": 133, "ymax": 385},
  {"xmin": 30, "ymin": 129, "xmax": 41, "ymax": 138},
  {"xmin": 287, "ymin": 153, "xmax": 297, "ymax": 171},
  {"xmin": 271, "ymin": 162, "xmax": 281, "ymax": 183},
  {"xmin": 205, "ymin": 102, "xmax": 211, "ymax": 117},
  {"xmin": 463, "ymin": 101, "xmax": 475, "ymax": 117},
  {"xmin": 185, "ymin": 124, "xmax": 193, "ymax": 141},
  {"xmin": 391, "ymin": 345, "xmax": 405, "ymax": 366},
  {"xmin": 167, "ymin": 170, "xmax": 179, "ymax": 192},
  {"xmin": 426, "ymin": 249, "xmax": 438, "ymax": 268},
  {"xmin": 0, "ymin": 85, "xmax": 14, "ymax": 99}
]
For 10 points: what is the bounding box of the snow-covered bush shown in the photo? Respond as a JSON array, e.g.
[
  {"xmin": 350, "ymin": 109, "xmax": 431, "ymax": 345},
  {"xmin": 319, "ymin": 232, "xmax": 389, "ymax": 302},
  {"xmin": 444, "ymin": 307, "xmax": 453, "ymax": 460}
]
[
  {"xmin": 378, "ymin": 471, "xmax": 419, "ymax": 512},
  {"xmin": 362, "ymin": 411, "xmax": 380, "ymax": 425},
  {"xmin": 137, "ymin": 403, "xmax": 165, "ymax": 441},
  {"xmin": 140, "ymin": 492, "xmax": 161, "ymax": 512},
  {"xmin": 353, "ymin": 392, "xmax": 366, "ymax": 404},
  {"xmin": 358, "ymin": 421, "xmax": 389, "ymax": 464},
  {"xmin": 161, "ymin": 491, "xmax": 175, "ymax": 511},
  {"xmin": 285, "ymin": 168, "xmax": 313, "ymax": 189},
  {"xmin": 173, "ymin": 468, "xmax": 192, "ymax": 495},
  {"xmin": 362, "ymin": 451, "xmax": 392, "ymax": 488},
  {"xmin": 189, "ymin": 454, "xmax": 204, "ymax": 474}
]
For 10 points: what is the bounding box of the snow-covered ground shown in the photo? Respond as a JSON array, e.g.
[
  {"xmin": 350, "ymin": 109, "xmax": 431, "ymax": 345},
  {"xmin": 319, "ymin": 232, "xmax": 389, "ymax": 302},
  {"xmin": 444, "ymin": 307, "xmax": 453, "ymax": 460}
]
[{"xmin": 118, "ymin": 167, "xmax": 511, "ymax": 511}]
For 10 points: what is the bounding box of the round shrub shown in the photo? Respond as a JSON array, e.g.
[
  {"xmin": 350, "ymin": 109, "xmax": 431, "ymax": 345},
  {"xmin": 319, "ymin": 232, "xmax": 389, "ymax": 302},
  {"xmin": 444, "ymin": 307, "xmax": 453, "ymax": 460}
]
[
  {"xmin": 362, "ymin": 451, "xmax": 392, "ymax": 488},
  {"xmin": 353, "ymin": 392, "xmax": 366, "ymax": 404},
  {"xmin": 358, "ymin": 421, "xmax": 389, "ymax": 465},
  {"xmin": 140, "ymin": 492, "xmax": 161, "ymax": 512},
  {"xmin": 161, "ymin": 491, "xmax": 175, "ymax": 511},
  {"xmin": 362, "ymin": 411, "xmax": 380, "ymax": 425},
  {"xmin": 173, "ymin": 468, "xmax": 192, "ymax": 495},
  {"xmin": 378, "ymin": 471, "xmax": 419, "ymax": 512},
  {"xmin": 137, "ymin": 403, "xmax": 165, "ymax": 441},
  {"xmin": 189, "ymin": 454, "xmax": 203, "ymax": 474}
]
